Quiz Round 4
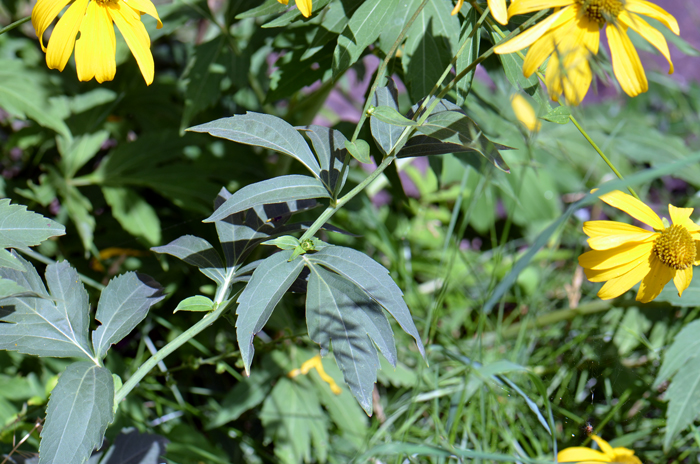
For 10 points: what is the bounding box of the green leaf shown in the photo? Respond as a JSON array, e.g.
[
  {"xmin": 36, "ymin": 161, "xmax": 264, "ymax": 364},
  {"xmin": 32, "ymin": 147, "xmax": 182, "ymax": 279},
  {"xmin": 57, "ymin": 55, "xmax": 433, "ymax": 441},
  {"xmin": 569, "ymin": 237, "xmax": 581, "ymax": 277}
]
[
  {"xmin": 344, "ymin": 139, "xmax": 371, "ymax": 164},
  {"xmin": 300, "ymin": 125, "xmax": 348, "ymax": 193},
  {"xmin": 664, "ymin": 356, "xmax": 700, "ymax": 451},
  {"xmin": 370, "ymin": 106, "xmax": 418, "ymax": 127},
  {"xmin": 306, "ymin": 264, "xmax": 396, "ymax": 414},
  {"xmin": 397, "ymin": 135, "xmax": 468, "ymax": 158},
  {"xmin": 260, "ymin": 377, "xmax": 329, "ymax": 463},
  {"xmin": 0, "ymin": 249, "xmax": 26, "ymax": 272},
  {"xmin": 173, "ymin": 295, "xmax": 214, "ymax": 313},
  {"xmin": 102, "ymin": 187, "xmax": 161, "ymax": 246},
  {"xmin": 378, "ymin": 0, "xmax": 421, "ymax": 54},
  {"xmin": 657, "ymin": 270, "xmax": 700, "ymax": 306},
  {"xmin": 301, "ymin": 0, "xmax": 358, "ymax": 60},
  {"xmin": 267, "ymin": 47, "xmax": 333, "ymax": 103},
  {"xmin": 236, "ymin": 0, "xmax": 287, "ymax": 19},
  {"xmin": 98, "ymin": 429, "xmax": 169, "ymax": 464},
  {"xmin": 62, "ymin": 184, "xmax": 96, "ymax": 253},
  {"xmin": 188, "ymin": 112, "xmax": 321, "ymax": 177},
  {"xmin": 152, "ymin": 235, "xmax": 227, "ymax": 286},
  {"xmin": 236, "ymin": 250, "xmax": 306, "ymax": 373},
  {"xmin": 655, "ymin": 320, "xmax": 700, "ymax": 388},
  {"xmin": 542, "ymin": 105, "xmax": 571, "ymax": 124},
  {"xmin": 308, "ymin": 246, "xmax": 426, "ymax": 359},
  {"xmin": 181, "ymin": 36, "xmax": 226, "ymax": 133},
  {"xmin": 332, "ymin": 0, "xmax": 399, "ymax": 74},
  {"xmin": 0, "ymin": 199, "xmax": 65, "ymax": 249},
  {"xmin": 262, "ymin": 0, "xmax": 332, "ymax": 27},
  {"xmin": 58, "ymin": 131, "xmax": 110, "ymax": 179},
  {"xmin": 401, "ymin": 0, "xmax": 460, "ymax": 101},
  {"xmin": 262, "ymin": 235, "xmax": 301, "ymax": 250},
  {"xmin": 91, "ymin": 272, "xmax": 165, "ymax": 360},
  {"xmin": 455, "ymin": 7, "xmax": 480, "ymax": 106},
  {"xmin": 416, "ymin": 111, "xmax": 511, "ymax": 172},
  {"xmin": 39, "ymin": 362, "xmax": 114, "ymax": 464},
  {"xmin": 208, "ymin": 368, "xmax": 274, "ymax": 429},
  {"xmin": 0, "ymin": 258, "xmax": 95, "ymax": 360},
  {"xmin": 370, "ymin": 81, "xmax": 405, "ymax": 156},
  {"xmin": 0, "ymin": 278, "xmax": 31, "ymax": 300},
  {"xmin": 205, "ymin": 175, "xmax": 330, "ymax": 223}
]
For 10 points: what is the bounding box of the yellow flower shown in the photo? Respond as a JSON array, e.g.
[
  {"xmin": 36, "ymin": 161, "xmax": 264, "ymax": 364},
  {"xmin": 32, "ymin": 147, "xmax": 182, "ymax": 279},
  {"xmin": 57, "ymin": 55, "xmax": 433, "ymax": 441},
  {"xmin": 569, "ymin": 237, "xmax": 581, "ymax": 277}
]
[
  {"xmin": 276, "ymin": 0, "xmax": 312, "ymax": 18},
  {"xmin": 579, "ymin": 190, "xmax": 700, "ymax": 303},
  {"xmin": 288, "ymin": 354, "xmax": 341, "ymax": 394},
  {"xmin": 558, "ymin": 434, "xmax": 642, "ymax": 463},
  {"xmin": 32, "ymin": 0, "xmax": 162, "ymax": 85},
  {"xmin": 451, "ymin": 0, "xmax": 508, "ymax": 25},
  {"xmin": 510, "ymin": 94, "xmax": 541, "ymax": 132},
  {"xmin": 494, "ymin": 0, "xmax": 679, "ymax": 105}
]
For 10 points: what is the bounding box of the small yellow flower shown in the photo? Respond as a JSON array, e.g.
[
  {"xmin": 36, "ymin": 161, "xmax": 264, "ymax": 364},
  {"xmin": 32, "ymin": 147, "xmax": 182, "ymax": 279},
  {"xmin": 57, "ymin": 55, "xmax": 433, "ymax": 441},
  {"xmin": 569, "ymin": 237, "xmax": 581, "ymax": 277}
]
[
  {"xmin": 32, "ymin": 0, "xmax": 162, "ymax": 84},
  {"xmin": 288, "ymin": 354, "xmax": 341, "ymax": 395},
  {"xmin": 277, "ymin": 0, "xmax": 312, "ymax": 18},
  {"xmin": 579, "ymin": 190, "xmax": 700, "ymax": 303},
  {"xmin": 494, "ymin": 0, "xmax": 679, "ymax": 104},
  {"xmin": 558, "ymin": 434, "xmax": 642, "ymax": 463},
  {"xmin": 451, "ymin": 0, "xmax": 508, "ymax": 25},
  {"xmin": 510, "ymin": 94, "xmax": 541, "ymax": 132}
]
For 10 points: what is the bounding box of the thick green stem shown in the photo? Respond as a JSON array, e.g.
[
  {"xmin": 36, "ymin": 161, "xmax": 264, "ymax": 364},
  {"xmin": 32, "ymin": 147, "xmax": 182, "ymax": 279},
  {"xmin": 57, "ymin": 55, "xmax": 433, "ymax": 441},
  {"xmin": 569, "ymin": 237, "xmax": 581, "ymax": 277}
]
[{"xmin": 0, "ymin": 16, "xmax": 30, "ymax": 36}]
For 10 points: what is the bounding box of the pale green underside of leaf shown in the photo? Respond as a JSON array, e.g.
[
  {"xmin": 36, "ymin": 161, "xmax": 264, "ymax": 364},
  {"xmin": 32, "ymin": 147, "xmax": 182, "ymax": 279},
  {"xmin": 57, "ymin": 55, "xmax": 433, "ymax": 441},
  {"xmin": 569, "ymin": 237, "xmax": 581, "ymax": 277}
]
[{"xmin": 0, "ymin": 199, "xmax": 65, "ymax": 250}]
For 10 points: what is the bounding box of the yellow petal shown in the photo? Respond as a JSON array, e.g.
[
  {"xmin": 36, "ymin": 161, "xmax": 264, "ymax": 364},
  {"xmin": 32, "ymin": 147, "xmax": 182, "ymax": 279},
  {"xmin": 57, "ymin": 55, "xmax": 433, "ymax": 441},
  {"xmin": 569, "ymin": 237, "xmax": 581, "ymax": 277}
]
[
  {"xmin": 75, "ymin": 2, "xmax": 117, "ymax": 83},
  {"xmin": 558, "ymin": 446, "xmax": 611, "ymax": 463},
  {"xmin": 110, "ymin": 1, "xmax": 154, "ymax": 85},
  {"xmin": 45, "ymin": 0, "xmax": 89, "ymax": 71},
  {"xmin": 277, "ymin": 0, "xmax": 289, "ymax": 4},
  {"xmin": 586, "ymin": 231, "xmax": 656, "ymax": 251},
  {"xmin": 579, "ymin": 241, "xmax": 653, "ymax": 270},
  {"xmin": 510, "ymin": 94, "xmax": 540, "ymax": 132},
  {"xmin": 590, "ymin": 435, "xmax": 614, "ymax": 456},
  {"xmin": 625, "ymin": 0, "xmax": 679, "ymax": 35},
  {"xmin": 495, "ymin": 6, "xmax": 572, "ymax": 55},
  {"xmin": 123, "ymin": 0, "xmax": 163, "ymax": 28},
  {"xmin": 596, "ymin": 255, "xmax": 651, "ymax": 300},
  {"xmin": 295, "ymin": 0, "xmax": 312, "ymax": 17},
  {"xmin": 673, "ymin": 265, "xmax": 692, "ymax": 297},
  {"xmin": 584, "ymin": 255, "xmax": 649, "ymax": 282},
  {"xmin": 507, "ymin": 0, "xmax": 572, "ymax": 17},
  {"xmin": 488, "ymin": 0, "xmax": 508, "ymax": 25},
  {"xmin": 606, "ymin": 23, "xmax": 648, "ymax": 97},
  {"xmin": 597, "ymin": 190, "xmax": 664, "ymax": 230},
  {"xmin": 636, "ymin": 254, "xmax": 675, "ymax": 303},
  {"xmin": 451, "ymin": 0, "xmax": 465, "ymax": 16},
  {"xmin": 669, "ymin": 204, "xmax": 693, "ymax": 227},
  {"xmin": 31, "ymin": 0, "xmax": 72, "ymax": 51},
  {"xmin": 522, "ymin": 29, "xmax": 556, "ymax": 76},
  {"xmin": 619, "ymin": 12, "xmax": 673, "ymax": 74}
]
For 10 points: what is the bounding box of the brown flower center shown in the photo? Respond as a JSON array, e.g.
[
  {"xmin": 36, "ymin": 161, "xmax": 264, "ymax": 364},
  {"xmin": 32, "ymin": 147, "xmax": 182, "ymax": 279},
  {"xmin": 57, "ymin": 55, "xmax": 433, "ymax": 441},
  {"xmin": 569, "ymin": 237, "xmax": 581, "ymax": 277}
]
[
  {"xmin": 94, "ymin": 0, "xmax": 117, "ymax": 5},
  {"xmin": 653, "ymin": 224, "xmax": 696, "ymax": 270},
  {"xmin": 576, "ymin": 0, "xmax": 624, "ymax": 24}
]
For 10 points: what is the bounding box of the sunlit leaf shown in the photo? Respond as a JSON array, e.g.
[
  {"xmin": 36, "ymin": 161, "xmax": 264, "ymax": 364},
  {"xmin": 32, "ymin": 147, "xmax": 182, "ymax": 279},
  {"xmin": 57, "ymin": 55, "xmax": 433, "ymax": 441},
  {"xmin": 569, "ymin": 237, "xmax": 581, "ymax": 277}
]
[{"xmin": 0, "ymin": 199, "xmax": 65, "ymax": 250}]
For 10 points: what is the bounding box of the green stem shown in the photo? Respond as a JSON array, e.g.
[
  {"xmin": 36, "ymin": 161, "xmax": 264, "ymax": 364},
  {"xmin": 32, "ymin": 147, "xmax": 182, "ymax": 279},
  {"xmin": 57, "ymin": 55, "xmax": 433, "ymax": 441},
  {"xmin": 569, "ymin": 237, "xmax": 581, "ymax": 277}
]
[
  {"xmin": 115, "ymin": 299, "xmax": 230, "ymax": 403},
  {"xmin": 0, "ymin": 16, "xmax": 30, "ymax": 36},
  {"xmin": 569, "ymin": 115, "xmax": 639, "ymax": 200}
]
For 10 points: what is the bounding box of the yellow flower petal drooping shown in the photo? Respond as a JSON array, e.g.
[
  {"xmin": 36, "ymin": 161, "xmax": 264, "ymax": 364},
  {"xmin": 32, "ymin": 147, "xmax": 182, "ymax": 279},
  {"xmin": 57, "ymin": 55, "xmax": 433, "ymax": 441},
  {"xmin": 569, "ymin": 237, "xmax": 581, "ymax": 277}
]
[
  {"xmin": 32, "ymin": 0, "xmax": 162, "ymax": 85},
  {"xmin": 579, "ymin": 190, "xmax": 700, "ymax": 303},
  {"xmin": 494, "ymin": 0, "xmax": 679, "ymax": 104},
  {"xmin": 288, "ymin": 354, "xmax": 341, "ymax": 395},
  {"xmin": 276, "ymin": 0, "xmax": 313, "ymax": 18},
  {"xmin": 510, "ymin": 94, "xmax": 541, "ymax": 132},
  {"xmin": 452, "ymin": 0, "xmax": 508, "ymax": 25},
  {"xmin": 558, "ymin": 434, "xmax": 642, "ymax": 464}
]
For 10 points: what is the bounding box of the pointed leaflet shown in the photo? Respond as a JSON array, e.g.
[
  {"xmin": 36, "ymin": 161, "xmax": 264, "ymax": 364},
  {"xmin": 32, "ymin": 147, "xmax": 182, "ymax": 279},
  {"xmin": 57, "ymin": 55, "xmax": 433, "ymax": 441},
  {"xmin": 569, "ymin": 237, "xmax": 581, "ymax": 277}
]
[
  {"xmin": 39, "ymin": 362, "xmax": 114, "ymax": 464},
  {"xmin": 0, "ymin": 256, "xmax": 95, "ymax": 360},
  {"xmin": 300, "ymin": 125, "xmax": 348, "ymax": 194},
  {"xmin": 0, "ymin": 278, "xmax": 32, "ymax": 300},
  {"xmin": 102, "ymin": 187, "xmax": 161, "ymax": 246},
  {"xmin": 370, "ymin": 82, "xmax": 405, "ymax": 156},
  {"xmin": 152, "ymin": 235, "xmax": 227, "ymax": 286},
  {"xmin": 92, "ymin": 272, "xmax": 165, "ymax": 360},
  {"xmin": 307, "ymin": 247, "xmax": 425, "ymax": 359},
  {"xmin": 397, "ymin": 136, "xmax": 469, "ymax": 158},
  {"xmin": 306, "ymin": 264, "xmax": 396, "ymax": 414},
  {"xmin": 205, "ymin": 175, "xmax": 330, "ymax": 223},
  {"xmin": 100, "ymin": 430, "xmax": 169, "ymax": 464},
  {"xmin": 416, "ymin": 110, "xmax": 511, "ymax": 172},
  {"xmin": 236, "ymin": 250, "xmax": 305, "ymax": 373},
  {"xmin": 655, "ymin": 320, "xmax": 700, "ymax": 387},
  {"xmin": 0, "ymin": 248, "xmax": 27, "ymax": 271},
  {"xmin": 455, "ymin": 7, "xmax": 481, "ymax": 106},
  {"xmin": 0, "ymin": 199, "xmax": 65, "ymax": 249},
  {"xmin": 663, "ymin": 357, "xmax": 700, "ymax": 451},
  {"xmin": 181, "ymin": 36, "xmax": 226, "ymax": 132},
  {"xmin": 332, "ymin": 0, "xmax": 399, "ymax": 74},
  {"xmin": 188, "ymin": 112, "xmax": 321, "ymax": 177},
  {"xmin": 301, "ymin": 0, "xmax": 358, "ymax": 60}
]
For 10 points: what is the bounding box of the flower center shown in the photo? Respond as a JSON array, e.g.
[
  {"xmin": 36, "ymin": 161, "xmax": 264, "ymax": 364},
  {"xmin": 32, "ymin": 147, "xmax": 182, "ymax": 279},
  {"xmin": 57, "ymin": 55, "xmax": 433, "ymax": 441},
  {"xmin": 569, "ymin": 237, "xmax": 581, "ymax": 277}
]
[
  {"xmin": 94, "ymin": 0, "xmax": 117, "ymax": 5},
  {"xmin": 576, "ymin": 0, "xmax": 624, "ymax": 24},
  {"xmin": 653, "ymin": 224, "xmax": 696, "ymax": 270}
]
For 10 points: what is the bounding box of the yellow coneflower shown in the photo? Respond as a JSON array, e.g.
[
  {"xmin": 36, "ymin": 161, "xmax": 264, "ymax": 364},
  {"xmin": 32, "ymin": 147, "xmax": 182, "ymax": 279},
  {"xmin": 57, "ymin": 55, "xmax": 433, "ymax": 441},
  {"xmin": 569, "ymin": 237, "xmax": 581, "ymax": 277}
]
[
  {"xmin": 579, "ymin": 190, "xmax": 700, "ymax": 303},
  {"xmin": 276, "ymin": 0, "xmax": 312, "ymax": 18},
  {"xmin": 558, "ymin": 434, "xmax": 642, "ymax": 464},
  {"xmin": 32, "ymin": 0, "xmax": 162, "ymax": 84},
  {"xmin": 494, "ymin": 0, "xmax": 679, "ymax": 104},
  {"xmin": 288, "ymin": 354, "xmax": 342, "ymax": 395},
  {"xmin": 510, "ymin": 94, "xmax": 541, "ymax": 132},
  {"xmin": 452, "ymin": 0, "xmax": 508, "ymax": 25}
]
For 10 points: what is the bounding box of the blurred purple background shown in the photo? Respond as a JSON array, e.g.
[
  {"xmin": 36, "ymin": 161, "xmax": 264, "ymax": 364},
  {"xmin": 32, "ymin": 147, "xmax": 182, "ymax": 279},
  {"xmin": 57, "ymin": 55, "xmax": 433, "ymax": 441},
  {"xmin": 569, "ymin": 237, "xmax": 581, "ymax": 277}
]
[{"xmin": 664, "ymin": 0, "xmax": 700, "ymax": 83}]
